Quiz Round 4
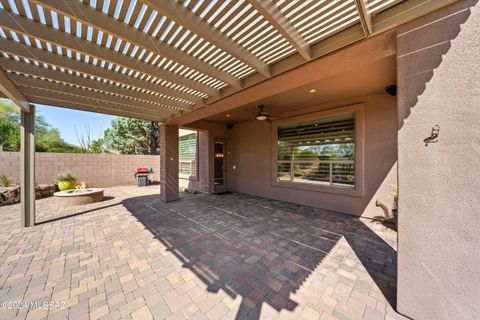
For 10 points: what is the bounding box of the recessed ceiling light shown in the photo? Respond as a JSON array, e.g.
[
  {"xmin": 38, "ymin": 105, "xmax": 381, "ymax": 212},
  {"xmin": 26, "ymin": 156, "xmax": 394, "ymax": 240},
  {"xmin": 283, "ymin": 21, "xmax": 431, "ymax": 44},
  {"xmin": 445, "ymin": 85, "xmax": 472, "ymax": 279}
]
[
  {"xmin": 226, "ymin": 114, "xmax": 231, "ymax": 117},
  {"xmin": 309, "ymin": 89, "xmax": 316, "ymax": 93}
]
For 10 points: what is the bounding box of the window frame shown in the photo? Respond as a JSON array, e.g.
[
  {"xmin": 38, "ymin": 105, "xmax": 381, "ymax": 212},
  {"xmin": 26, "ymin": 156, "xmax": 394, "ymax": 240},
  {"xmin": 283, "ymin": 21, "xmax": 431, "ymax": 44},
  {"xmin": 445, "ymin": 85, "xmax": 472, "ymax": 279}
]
[
  {"xmin": 271, "ymin": 103, "xmax": 365, "ymax": 197},
  {"xmin": 178, "ymin": 130, "xmax": 199, "ymax": 180}
]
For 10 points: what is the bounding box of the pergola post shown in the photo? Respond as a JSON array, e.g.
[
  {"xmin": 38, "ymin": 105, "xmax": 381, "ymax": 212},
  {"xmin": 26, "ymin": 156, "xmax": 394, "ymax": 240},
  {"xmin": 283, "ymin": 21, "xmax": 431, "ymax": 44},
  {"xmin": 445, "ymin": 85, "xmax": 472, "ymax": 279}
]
[
  {"xmin": 20, "ymin": 105, "xmax": 35, "ymax": 227},
  {"xmin": 159, "ymin": 124, "xmax": 179, "ymax": 202}
]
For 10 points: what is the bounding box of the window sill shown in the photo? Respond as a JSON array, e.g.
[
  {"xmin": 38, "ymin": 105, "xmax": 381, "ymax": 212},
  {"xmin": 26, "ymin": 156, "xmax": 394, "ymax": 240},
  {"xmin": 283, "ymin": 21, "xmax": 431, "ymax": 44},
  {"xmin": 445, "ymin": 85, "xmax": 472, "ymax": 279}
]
[
  {"xmin": 179, "ymin": 174, "xmax": 197, "ymax": 181},
  {"xmin": 272, "ymin": 180, "xmax": 363, "ymax": 197}
]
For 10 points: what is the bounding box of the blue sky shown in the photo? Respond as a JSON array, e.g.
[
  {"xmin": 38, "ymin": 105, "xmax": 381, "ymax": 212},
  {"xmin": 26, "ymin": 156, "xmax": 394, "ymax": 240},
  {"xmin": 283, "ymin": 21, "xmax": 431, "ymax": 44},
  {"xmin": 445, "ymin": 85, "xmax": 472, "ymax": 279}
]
[{"xmin": 37, "ymin": 105, "xmax": 114, "ymax": 145}]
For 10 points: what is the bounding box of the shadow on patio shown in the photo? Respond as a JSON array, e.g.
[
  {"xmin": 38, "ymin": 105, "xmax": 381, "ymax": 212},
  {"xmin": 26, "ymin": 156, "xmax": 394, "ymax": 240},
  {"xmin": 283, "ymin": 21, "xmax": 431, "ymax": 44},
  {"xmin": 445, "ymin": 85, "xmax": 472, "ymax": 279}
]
[{"xmin": 123, "ymin": 192, "xmax": 397, "ymax": 320}]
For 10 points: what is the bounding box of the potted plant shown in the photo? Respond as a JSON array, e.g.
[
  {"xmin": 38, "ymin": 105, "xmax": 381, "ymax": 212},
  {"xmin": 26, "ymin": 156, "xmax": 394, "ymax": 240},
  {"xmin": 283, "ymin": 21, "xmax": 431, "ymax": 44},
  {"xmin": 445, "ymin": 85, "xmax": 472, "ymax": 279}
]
[{"xmin": 56, "ymin": 172, "xmax": 77, "ymax": 191}]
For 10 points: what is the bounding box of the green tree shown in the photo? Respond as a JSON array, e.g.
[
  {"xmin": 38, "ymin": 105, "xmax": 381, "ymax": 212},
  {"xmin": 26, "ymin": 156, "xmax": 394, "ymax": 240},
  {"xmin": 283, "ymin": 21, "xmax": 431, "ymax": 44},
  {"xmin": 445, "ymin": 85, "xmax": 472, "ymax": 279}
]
[
  {"xmin": 0, "ymin": 100, "xmax": 20, "ymax": 151},
  {"xmin": 0, "ymin": 99, "xmax": 19, "ymax": 122},
  {"xmin": 0, "ymin": 99, "xmax": 79, "ymax": 152},
  {"xmin": 36, "ymin": 128, "xmax": 80, "ymax": 152},
  {"xmin": 0, "ymin": 120, "xmax": 20, "ymax": 151},
  {"xmin": 104, "ymin": 117, "xmax": 159, "ymax": 155},
  {"xmin": 90, "ymin": 139, "xmax": 106, "ymax": 154}
]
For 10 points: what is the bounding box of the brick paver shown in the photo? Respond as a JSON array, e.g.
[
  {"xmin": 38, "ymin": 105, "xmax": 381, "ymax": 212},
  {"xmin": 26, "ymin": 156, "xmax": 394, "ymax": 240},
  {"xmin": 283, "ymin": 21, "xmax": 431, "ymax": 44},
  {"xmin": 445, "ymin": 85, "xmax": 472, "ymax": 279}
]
[{"xmin": 0, "ymin": 186, "xmax": 406, "ymax": 320}]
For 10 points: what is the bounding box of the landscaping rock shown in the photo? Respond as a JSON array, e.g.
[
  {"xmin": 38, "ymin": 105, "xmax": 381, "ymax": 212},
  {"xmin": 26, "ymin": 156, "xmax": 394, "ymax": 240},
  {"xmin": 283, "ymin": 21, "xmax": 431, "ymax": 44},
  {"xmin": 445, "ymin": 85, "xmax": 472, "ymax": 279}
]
[
  {"xmin": 36, "ymin": 184, "xmax": 57, "ymax": 199},
  {"xmin": 0, "ymin": 184, "xmax": 57, "ymax": 206},
  {"xmin": 0, "ymin": 186, "xmax": 20, "ymax": 206}
]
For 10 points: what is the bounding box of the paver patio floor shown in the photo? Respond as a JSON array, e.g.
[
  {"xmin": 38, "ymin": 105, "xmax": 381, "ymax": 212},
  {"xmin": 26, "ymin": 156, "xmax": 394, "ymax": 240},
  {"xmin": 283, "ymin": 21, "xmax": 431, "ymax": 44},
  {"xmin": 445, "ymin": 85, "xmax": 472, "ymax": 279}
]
[{"xmin": 0, "ymin": 186, "xmax": 406, "ymax": 320}]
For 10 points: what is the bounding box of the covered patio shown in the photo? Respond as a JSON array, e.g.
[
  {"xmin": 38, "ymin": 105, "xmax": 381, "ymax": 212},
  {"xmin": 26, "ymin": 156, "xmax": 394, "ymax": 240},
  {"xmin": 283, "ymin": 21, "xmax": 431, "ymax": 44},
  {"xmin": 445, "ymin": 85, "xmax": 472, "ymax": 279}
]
[
  {"xmin": 0, "ymin": 185, "xmax": 402, "ymax": 320},
  {"xmin": 1, "ymin": 0, "xmax": 479, "ymax": 319}
]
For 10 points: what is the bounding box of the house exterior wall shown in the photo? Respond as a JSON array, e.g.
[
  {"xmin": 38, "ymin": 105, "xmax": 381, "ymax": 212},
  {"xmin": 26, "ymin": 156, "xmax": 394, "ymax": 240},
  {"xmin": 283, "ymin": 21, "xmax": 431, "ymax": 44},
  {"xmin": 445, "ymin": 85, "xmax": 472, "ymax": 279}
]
[
  {"xmin": 396, "ymin": 1, "xmax": 480, "ymax": 319},
  {"xmin": 225, "ymin": 92, "xmax": 397, "ymax": 218},
  {"xmin": 180, "ymin": 121, "xmax": 229, "ymax": 194},
  {"xmin": 0, "ymin": 151, "xmax": 160, "ymax": 187},
  {"xmin": 159, "ymin": 124, "xmax": 179, "ymax": 202}
]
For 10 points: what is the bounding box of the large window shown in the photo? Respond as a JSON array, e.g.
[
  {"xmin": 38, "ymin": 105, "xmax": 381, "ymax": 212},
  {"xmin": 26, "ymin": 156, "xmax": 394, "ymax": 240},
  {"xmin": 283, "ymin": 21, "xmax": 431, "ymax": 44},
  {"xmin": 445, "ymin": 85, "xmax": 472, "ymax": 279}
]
[
  {"xmin": 277, "ymin": 113, "xmax": 355, "ymax": 188},
  {"xmin": 179, "ymin": 130, "xmax": 197, "ymax": 177}
]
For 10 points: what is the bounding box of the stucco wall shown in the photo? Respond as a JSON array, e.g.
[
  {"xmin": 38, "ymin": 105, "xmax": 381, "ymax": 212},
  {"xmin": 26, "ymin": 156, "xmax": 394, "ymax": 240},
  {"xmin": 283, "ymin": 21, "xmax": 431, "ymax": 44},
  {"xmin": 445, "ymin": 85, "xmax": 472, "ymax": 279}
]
[
  {"xmin": 0, "ymin": 152, "xmax": 160, "ymax": 187},
  {"xmin": 225, "ymin": 92, "xmax": 397, "ymax": 218},
  {"xmin": 180, "ymin": 121, "xmax": 229, "ymax": 194},
  {"xmin": 396, "ymin": 1, "xmax": 480, "ymax": 319}
]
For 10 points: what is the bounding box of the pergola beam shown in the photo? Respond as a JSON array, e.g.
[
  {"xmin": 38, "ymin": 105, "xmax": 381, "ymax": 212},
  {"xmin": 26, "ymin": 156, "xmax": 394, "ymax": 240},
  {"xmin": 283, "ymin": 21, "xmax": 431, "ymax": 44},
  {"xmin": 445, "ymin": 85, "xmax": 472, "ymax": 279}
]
[
  {"xmin": 0, "ymin": 10, "xmax": 218, "ymax": 98},
  {"xmin": 372, "ymin": 0, "xmax": 460, "ymax": 35},
  {"xmin": 0, "ymin": 60, "xmax": 193, "ymax": 111},
  {"xmin": 31, "ymin": 98, "xmax": 163, "ymax": 122},
  {"xmin": 355, "ymin": 0, "xmax": 373, "ymax": 36},
  {"xmin": 24, "ymin": 88, "xmax": 165, "ymax": 122},
  {"xmin": 16, "ymin": 80, "xmax": 175, "ymax": 119},
  {"xmin": 30, "ymin": 0, "xmax": 243, "ymax": 89},
  {"xmin": 0, "ymin": 42, "xmax": 205, "ymax": 105},
  {"xmin": 247, "ymin": 0, "xmax": 312, "ymax": 60},
  {"xmin": 29, "ymin": 96, "xmax": 163, "ymax": 122},
  {"xmin": 0, "ymin": 67, "xmax": 30, "ymax": 112},
  {"xmin": 143, "ymin": 0, "xmax": 271, "ymax": 77},
  {"xmin": 13, "ymin": 76, "xmax": 179, "ymax": 118}
]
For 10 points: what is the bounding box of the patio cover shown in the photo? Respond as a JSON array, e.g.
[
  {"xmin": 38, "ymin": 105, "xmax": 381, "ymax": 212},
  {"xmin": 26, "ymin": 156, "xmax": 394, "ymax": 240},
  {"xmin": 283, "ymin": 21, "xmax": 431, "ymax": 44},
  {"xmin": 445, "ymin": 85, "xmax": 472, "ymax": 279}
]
[{"xmin": 0, "ymin": 0, "xmax": 459, "ymax": 122}]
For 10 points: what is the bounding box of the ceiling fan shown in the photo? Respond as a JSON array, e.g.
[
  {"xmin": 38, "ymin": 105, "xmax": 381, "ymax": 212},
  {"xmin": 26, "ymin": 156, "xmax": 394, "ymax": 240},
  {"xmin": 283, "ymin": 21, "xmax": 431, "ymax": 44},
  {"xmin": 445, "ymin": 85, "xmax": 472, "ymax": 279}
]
[
  {"xmin": 256, "ymin": 105, "xmax": 268, "ymax": 121},
  {"xmin": 254, "ymin": 105, "xmax": 280, "ymax": 123}
]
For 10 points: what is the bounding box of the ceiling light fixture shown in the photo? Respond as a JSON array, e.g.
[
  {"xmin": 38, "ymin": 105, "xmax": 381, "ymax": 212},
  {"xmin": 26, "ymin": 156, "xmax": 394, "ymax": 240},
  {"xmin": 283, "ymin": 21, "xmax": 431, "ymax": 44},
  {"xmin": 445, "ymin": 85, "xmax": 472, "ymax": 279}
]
[
  {"xmin": 309, "ymin": 89, "xmax": 317, "ymax": 93},
  {"xmin": 256, "ymin": 105, "xmax": 268, "ymax": 121}
]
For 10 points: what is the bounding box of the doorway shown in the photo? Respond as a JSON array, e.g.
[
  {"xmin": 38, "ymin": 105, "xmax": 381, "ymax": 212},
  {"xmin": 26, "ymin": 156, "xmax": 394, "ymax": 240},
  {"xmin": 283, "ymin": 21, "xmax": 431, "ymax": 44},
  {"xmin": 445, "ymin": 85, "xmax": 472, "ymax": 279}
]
[{"xmin": 214, "ymin": 139, "xmax": 227, "ymax": 193}]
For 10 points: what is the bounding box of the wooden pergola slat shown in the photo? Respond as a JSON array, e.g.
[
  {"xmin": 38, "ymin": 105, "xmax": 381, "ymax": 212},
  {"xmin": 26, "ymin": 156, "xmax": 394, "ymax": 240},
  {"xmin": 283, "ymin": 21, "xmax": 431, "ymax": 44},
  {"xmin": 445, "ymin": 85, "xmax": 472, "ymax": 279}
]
[
  {"xmin": 248, "ymin": 0, "xmax": 311, "ymax": 60},
  {"xmin": 27, "ymin": 94, "xmax": 164, "ymax": 122},
  {"xmin": 11, "ymin": 74, "xmax": 179, "ymax": 116},
  {"xmin": 0, "ymin": 39, "xmax": 205, "ymax": 105},
  {"xmin": 30, "ymin": 0, "xmax": 243, "ymax": 89},
  {"xmin": 20, "ymin": 85, "xmax": 167, "ymax": 121},
  {"xmin": 143, "ymin": 0, "xmax": 271, "ymax": 77},
  {"xmin": 0, "ymin": 10, "xmax": 219, "ymax": 98},
  {"xmin": 0, "ymin": 59, "xmax": 193, "ymax": 110},
  {"xmin": 0, "ymin": 67, "xmax": 30, "ymax": 112}
]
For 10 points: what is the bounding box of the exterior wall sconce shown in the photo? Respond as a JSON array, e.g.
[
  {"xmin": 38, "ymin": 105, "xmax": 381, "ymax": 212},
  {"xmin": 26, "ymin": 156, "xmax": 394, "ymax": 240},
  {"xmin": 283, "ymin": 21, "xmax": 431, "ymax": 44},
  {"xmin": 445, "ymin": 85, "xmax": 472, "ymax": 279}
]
[{"xmin": 424, "ymin": 125, "xmax": 440, "ymax": 146}]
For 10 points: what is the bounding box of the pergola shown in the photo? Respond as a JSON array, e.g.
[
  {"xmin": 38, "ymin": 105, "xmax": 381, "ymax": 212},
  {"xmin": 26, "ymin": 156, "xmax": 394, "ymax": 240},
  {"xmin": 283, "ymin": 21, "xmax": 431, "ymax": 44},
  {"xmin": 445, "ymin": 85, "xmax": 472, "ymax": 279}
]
[{"xmin": 0, "ymin": 0, "xmax": 457, "ymax": 226}]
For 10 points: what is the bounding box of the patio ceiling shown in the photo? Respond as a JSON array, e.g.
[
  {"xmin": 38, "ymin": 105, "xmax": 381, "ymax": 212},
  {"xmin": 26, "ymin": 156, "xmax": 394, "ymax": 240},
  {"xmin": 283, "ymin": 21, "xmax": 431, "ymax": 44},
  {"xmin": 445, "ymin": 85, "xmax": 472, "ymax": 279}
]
[{"xmin": 0, "ymin": 0, "xmax": 459, "ymax": 122}]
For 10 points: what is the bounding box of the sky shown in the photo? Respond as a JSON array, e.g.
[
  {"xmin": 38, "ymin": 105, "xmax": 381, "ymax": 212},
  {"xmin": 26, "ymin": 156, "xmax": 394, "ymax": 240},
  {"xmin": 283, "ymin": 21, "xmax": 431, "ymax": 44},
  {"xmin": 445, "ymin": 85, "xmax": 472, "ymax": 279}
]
[{"xmin": 36, "ymin": 105, "xmax": 114, "ymax": 145}]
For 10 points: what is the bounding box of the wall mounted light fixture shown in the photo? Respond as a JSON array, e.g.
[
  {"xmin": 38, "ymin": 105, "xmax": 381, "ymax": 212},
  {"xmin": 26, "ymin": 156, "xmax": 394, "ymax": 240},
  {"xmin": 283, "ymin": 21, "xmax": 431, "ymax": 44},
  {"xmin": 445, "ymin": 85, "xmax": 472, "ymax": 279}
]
[{"xmin": 424, "ymin": 125, "xmax": 440, "ymax": 146}]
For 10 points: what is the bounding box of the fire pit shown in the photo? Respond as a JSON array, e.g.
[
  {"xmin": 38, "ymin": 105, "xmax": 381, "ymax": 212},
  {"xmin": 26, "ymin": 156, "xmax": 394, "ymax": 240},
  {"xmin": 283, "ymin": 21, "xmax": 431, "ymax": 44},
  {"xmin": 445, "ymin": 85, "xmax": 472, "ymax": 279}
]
[{"xmin": 53, "ymin": 188, "xmax": 104, "ymax": 206}]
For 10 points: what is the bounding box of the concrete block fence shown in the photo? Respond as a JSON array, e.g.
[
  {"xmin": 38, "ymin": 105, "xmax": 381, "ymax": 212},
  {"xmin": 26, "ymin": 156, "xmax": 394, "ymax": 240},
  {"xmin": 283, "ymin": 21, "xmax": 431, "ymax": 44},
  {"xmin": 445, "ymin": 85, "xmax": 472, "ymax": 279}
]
[{"xmin": 0, "ymin": 151, "xmax": 160, "ymax": 187}]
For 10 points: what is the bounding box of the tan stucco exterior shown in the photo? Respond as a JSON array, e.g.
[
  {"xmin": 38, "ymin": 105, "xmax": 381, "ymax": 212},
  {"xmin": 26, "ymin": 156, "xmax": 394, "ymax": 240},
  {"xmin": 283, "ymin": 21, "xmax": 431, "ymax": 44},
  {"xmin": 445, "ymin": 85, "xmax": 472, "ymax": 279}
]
[
  {"xmin": 179, "ymin": 121, "xmax": 229, "ymax": 194},
  {"xmin": 224, "ymin": 93, "xmax": 397, "ymax": 218},
  {"xmin": 396, "ymin": 1, "xmax": 480, "ymax": 319},
  {"xmin": 160, "ymin": 124, "xmax": 180, "ymax": 202},
  {"xmin": 166, "ymin": 2, "xmax": 480, "ymax": 318},
  {"xmin": 183, "ymin": 91, "xmax": 397, "ymax": 219},
  {"xmin": 179, "ymin": 30, "xmax": 399, "ymax": 218}
]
